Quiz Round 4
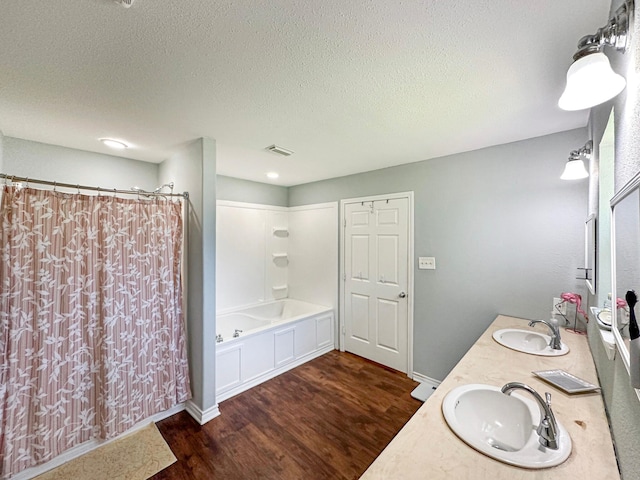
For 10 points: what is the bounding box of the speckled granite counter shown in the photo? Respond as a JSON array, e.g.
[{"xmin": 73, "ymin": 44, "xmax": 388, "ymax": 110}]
[{"xmin": 361, "ymin": 315, "xmax": 620, "ymax": 479}]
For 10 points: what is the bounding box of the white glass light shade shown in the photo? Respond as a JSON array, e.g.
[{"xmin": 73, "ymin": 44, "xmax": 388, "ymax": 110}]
[
  {"xmin": 558, "ymin": 52, "xmax": 626, "ymax": 111},
  {"xmin": 560, "ymin": 159, "xmax": 589, "ymax": 180}
]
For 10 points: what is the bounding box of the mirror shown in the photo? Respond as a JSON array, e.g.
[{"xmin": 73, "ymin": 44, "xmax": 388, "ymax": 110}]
[
  {"xmin": 597, "ymin": 110, "xmax": 615, "ymax": 307},
  {"xmin": 585, "ymin": 214, "xmax": 596, "ymax": 294},
  {"xmin": 611, "ymin": 172, "xmax": 640, "ymax": 375}
]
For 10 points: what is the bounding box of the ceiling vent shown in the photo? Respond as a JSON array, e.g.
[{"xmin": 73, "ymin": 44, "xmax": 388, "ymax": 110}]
[
  {"xmin": 266, "ymin": 144, "xmax": 294, "ymax": 156},
  {"xmin": 115, "ymin": 0, "xmax": 135, "ymax": 8}
]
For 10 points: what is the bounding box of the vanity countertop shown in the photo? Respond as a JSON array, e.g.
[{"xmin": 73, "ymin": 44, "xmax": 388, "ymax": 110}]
[{"xmin": 361, "ymin": 315, "xmax": 620, "ymax": 479}]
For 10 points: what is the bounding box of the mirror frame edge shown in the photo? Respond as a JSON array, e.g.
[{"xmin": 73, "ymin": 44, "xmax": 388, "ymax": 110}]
[{"xmin": 610, "ymin": 169, "xmax": 640, "ymax": 378}]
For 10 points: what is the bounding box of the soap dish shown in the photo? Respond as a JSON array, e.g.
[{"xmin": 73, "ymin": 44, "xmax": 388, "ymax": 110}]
[{"xmin": 533, "ymin": 369, "xmax": 600, "ymax": 394}]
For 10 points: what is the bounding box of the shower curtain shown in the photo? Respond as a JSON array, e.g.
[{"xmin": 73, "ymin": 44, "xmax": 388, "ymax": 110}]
[{"xmin": 0, "ymin": 185, "xmax": 191, "ymax": 478}]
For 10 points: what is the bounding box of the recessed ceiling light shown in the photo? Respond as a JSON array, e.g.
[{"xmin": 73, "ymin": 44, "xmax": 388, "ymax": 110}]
[
  {"xmin": 100, "ymin": 138, "xmax": 128, "ymax": 149},
  {"xmin": 266, "ymin": 172, "xmax": 279, "ymax": 179}
]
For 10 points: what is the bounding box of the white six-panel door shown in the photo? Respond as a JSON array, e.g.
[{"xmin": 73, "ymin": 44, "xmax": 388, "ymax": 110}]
[{"xmin": 343, "ymin": 196, "xmax": 409, "ymax": 373}]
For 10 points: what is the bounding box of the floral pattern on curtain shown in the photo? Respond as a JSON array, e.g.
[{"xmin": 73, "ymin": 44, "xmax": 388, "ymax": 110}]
[{"xmin": 0, "ymin": 186, "xmax": 191, "ymax": 478}]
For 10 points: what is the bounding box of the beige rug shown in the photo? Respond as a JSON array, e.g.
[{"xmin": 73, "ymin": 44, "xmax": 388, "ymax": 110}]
[{"xmin": 34, "ymin": 423, "xmax": 176, "ymax": 480}]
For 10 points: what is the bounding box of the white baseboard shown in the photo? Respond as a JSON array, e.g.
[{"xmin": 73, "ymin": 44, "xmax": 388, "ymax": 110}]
[
  {"xmin": 185, "ymin": 400, "xmax": 221, "ymax": 425},
  {"xmin": 153, "ymin": 402, "xmax": 186, "ymax": 421},
  {"xmin": 11, "ymin": 403, "xmax": 186, "ymax": 480},
  {"xmin": 412, "ymin": 372, "xmax": 442, "ymax": 388}
]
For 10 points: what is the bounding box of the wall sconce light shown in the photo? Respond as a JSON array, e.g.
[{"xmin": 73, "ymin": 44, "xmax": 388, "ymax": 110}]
[
  {"xmin": 559, "ymin": 0, "xmax": 633, "ymax": 111},
  {"xmin": 561, "ymin": 141, "xmax": 592, "ymax": 180}
]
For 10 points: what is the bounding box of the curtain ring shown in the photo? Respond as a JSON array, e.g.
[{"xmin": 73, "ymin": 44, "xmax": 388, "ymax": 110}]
[
  {"xmin": 25, "ymin": 177, "xmax": 29, "ymax": 188},
  {"xmin": 53, "ymin": 181, "xmax": 57, "ymax": 192},
  {"xmin": 97, "ymin": 186, "xmax": 101, "ymax": 197},
  {"xmin": 113, "ymin": 187, "xmax": 117, "ymax": 197},
  {"xmin": 76, "ymin": 184, "xmax": 81, "ymax": 194}
]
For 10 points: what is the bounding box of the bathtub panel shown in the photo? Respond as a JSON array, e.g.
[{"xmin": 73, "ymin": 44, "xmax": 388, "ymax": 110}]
[
  {"xmin": 317, "ymin": 314, "xmax": 333, "ymax": 348},
  {"xmin": 275, "ymin": 328, "xmax": 295, "ymax": 367},
  {"xmin": 295, "ymin": 317, "xmax": 317, "ymax": 358},
  {"xmin": 241, "ymin": 334, "xmax": 275, "ymax": 383},
  {"xmin": 216, "ymin": 344, "xmax": 243, "ymax": 393},
  {"xmin": 216, "ymin": 301, "xmax": 335, "ymax": 402}
]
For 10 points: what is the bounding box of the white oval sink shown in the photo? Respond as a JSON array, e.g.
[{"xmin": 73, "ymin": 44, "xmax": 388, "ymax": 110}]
[
  {"xmin": 442, "ymin": 384, "xmax": 572, "ymax": 469},
  {"xmin": 493, "ymin": 328, "xmax": 569, "ymax": 356}
]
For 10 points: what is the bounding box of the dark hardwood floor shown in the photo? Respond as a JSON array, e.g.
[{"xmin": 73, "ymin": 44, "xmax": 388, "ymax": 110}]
[{"xmin": 152, "ymin": 350, "xmax": 421, "ymax": 480}]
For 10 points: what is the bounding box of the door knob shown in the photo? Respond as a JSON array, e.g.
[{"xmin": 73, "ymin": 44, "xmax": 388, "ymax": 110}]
[{"xmin": 398, "ymin": 292, "xmax": 407, "ymax": 298}]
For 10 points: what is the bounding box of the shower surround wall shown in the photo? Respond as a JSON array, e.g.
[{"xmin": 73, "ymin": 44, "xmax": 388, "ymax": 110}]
[
  {"xmin": 217, "ymin": 202, "xmax": 289, "ymax": 310},
  {"xmin": 216, "ymin": 200, "xmax": 338, "ymax": 317}
]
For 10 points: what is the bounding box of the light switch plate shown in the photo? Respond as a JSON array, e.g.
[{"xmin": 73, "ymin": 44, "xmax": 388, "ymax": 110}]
[{"xmin": 419, "ymin": 256, "xmax": 436, "ymax": 270}]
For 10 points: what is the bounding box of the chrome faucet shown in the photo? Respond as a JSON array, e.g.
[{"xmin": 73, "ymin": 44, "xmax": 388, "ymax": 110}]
[
  {"xmin": 233, "ymin": 329, "xmax": 243, "ymax": 338},
  {"xmin": 216, "ymin": 334, "xmax": 224, "ymax": 343},
  {"xmin": 501, "ymin": 382, "xmax": 559, "ymax": 450},
  {"xmin": 528, "ymin": 318, "xmax": 562, "ymax": 350}
]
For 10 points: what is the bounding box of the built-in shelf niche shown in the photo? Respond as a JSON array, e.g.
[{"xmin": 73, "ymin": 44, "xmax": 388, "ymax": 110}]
[{"xmin": 272, "ymin": 284, "xmax": 288, "ymax": 300}]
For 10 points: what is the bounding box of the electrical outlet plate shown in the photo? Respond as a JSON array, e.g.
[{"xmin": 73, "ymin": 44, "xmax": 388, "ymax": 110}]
[
  {"xmin": 553, "ymin": 297, "xmax": 567, "ymax": 316},
  {"xmin": 419, "ymin": 257, "xmax": 436, "ymax": 270}
]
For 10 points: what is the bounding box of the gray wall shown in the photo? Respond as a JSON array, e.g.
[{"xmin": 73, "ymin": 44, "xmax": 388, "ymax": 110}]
[
  {"xmin": 586, "ymin": 1, "xmax": 640, "ymax": 478},
  {"xmin": 159, "ymin": 139, "xmax": 218, "ymax": 415},
  {"xmin": 290, "ymin": 128, "xmax": 588, "ymax": 381},
  {"xmin": 2, "ymin": 137, "xmax": 158, "ymax": 191},
  {"xmin": 217, "ymin": 175, "xmax": 288, "ymax": 206}
]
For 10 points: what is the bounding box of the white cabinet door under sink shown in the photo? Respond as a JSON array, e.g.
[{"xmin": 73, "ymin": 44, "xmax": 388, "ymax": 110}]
[{"xmin": 343, "ymin": 197, "xmax": 409, "ymax": 373}]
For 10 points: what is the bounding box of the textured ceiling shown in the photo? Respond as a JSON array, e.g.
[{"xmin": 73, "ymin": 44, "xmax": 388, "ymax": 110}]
[{"xmin": 0, "ymin": 1, "xmax": 611, "ymax": 186}]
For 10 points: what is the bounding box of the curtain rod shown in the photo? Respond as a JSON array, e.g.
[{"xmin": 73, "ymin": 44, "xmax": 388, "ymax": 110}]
[{"xmin": 0, "ymin": 173, "xmax": 189, "ymax": 199}]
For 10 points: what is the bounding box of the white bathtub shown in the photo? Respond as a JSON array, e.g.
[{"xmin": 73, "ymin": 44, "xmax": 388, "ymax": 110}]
[
  {"xmin": 216, "ymin": 299, "xmax": 331, "ymax": 341},
  {"xmin": 215, "ymin": 299, "xmax": 335, "ymax": 401}
]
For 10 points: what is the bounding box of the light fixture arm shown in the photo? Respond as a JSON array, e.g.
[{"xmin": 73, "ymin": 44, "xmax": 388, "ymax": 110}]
[
  {"xmin": 573, "ymin": 0, "xmax": 633, "ymax": 60},
  {"xmin": 572, "ymin": 140, "xmax": 593, "ymax": 159}
]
